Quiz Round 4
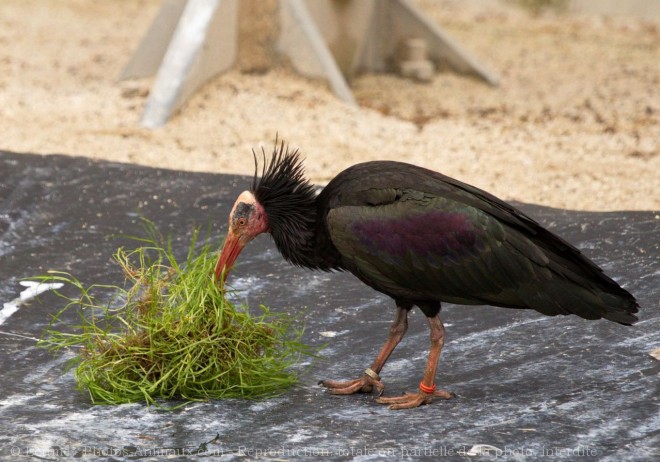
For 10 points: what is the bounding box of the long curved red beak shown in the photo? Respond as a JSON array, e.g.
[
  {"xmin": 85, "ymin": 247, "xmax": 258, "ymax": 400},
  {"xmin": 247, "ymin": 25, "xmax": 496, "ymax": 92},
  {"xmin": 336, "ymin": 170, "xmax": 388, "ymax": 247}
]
[{"xmin": 214, "ymin": 228, "xmax": 244, "ymax": 286}]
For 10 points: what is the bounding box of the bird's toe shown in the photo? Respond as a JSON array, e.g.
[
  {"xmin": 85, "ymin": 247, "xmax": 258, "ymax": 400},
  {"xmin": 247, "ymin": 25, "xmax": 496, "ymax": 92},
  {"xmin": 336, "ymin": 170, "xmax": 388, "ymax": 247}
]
[
  {"xmin": 319, "ymin": 375, "xmax": 384, "ymax": 395},
  {"xmin": 434, "ymin": 390, "xmax": 456, "ymax": 400},
  {"xmin": 375, "ymin": 388, "xmax": 455, "ymax": 410},
  {"xmin": 375, "ymin": 392, "xmax": 427, "ymax": 410},
  {"xmin": 328, "ymin": 379, "xmax": 367, "ymax": 395}
]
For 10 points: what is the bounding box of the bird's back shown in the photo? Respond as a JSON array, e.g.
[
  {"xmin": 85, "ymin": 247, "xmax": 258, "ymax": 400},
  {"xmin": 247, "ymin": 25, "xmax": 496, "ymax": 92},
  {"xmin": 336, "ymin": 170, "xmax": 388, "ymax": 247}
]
[{"xmin": 318, "ymin": 161, "xmax": 639, "ymax": 325}]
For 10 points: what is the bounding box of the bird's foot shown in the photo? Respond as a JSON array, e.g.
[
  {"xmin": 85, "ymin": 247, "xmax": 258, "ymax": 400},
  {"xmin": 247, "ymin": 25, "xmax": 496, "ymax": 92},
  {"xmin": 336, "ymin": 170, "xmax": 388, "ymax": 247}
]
[
  {"xmin": 318, "ymin": 368, "xmax": 385, "ymax": 396},
  {"xmin": 375, "ymin": 386, "xmax": 455, "ymax": 410}
]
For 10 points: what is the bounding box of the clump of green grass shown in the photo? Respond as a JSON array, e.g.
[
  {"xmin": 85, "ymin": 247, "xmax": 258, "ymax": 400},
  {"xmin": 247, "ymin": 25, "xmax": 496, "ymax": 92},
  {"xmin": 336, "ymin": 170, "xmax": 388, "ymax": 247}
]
[{"xmin": 38, "ymin": 222, "xmax": 312, "ymax": 407}]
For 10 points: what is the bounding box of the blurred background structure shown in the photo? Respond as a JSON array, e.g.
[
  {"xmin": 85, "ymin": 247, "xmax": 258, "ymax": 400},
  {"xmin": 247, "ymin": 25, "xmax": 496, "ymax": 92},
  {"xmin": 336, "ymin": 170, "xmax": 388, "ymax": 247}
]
[
  {"xmin": 120, "ymin": 0, "xmax": 499, "ymax": 127},
  {"xmin": 1, "ymin": 0, "xmax": 657, "ymax": 211}
]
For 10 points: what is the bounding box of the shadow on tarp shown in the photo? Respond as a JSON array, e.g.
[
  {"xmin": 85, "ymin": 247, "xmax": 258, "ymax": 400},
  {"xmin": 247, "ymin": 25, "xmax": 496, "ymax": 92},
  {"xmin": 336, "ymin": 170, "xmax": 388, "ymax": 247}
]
[{"xmin": 0, "ymin": 151, "xmax": 658, "ymax": 460}]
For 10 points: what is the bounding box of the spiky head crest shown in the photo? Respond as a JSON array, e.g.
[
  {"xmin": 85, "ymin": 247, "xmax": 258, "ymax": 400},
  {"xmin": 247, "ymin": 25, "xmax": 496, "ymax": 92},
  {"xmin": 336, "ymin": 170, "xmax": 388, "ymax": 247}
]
[{"xmin": 251, "ymin": 139, "xmax": 318, "ymax": 266}]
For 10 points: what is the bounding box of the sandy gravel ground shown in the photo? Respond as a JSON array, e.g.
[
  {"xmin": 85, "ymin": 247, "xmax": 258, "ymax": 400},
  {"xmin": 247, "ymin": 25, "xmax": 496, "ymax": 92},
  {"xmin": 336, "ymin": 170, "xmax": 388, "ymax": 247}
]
[{"xmin": 1, "ymin": 0, "xmax": 658, "ymax": 211}]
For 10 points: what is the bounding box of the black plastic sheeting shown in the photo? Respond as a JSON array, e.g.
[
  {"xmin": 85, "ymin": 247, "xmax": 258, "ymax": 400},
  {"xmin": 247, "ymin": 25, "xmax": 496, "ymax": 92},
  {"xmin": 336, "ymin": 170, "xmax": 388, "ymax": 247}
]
[{"xmin": 1, "ymin": 151, "xmax": 658, "ymax": 461}]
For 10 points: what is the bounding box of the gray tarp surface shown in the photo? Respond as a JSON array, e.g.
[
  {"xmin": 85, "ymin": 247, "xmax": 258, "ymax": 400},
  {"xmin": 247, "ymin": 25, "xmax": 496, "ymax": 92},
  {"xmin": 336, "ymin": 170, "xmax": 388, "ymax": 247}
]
[{"xmin": 1, "ymin": 152, "xmax": 658, "ymax": 460}]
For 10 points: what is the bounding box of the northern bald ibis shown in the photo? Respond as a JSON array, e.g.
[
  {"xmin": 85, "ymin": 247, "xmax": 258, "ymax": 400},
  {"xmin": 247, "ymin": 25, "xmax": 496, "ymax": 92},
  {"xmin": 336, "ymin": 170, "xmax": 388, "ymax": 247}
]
[{"xmin": 215, "ymin": 142, "xmax": 638, "ymax": 409}]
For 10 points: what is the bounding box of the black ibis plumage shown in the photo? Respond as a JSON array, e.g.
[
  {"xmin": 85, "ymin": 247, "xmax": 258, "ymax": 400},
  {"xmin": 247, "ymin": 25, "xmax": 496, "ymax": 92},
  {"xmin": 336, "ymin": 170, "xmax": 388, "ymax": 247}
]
[{"xmin": 215, "ymin": 142, "xmax": 639, "ymax": 409}]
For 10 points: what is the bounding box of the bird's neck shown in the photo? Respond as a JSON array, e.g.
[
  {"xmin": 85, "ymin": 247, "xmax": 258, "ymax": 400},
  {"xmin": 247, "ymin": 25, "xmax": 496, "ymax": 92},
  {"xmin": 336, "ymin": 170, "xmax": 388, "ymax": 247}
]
[
  {"xmin": 249, "ymin": 145, "xmax": 343, "ymax": 270},
  {"xmin": 269, "ymin": 200, "xmax": 342, "ymax": 271}
]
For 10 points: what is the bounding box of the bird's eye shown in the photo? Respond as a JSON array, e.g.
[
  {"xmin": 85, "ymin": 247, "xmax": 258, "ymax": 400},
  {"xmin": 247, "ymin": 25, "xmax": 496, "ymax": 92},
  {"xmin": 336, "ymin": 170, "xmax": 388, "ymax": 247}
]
[{"xmin": 237, "ymin": 217, "xmax": 247, "ymax": 227}]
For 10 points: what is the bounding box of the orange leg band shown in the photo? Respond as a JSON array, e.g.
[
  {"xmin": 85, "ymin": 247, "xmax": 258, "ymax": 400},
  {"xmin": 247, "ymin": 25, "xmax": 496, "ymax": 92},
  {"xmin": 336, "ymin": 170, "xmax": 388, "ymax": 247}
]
[{"xmin": 419, "ymin": 382, "xmax": 436, "ymax": 394}]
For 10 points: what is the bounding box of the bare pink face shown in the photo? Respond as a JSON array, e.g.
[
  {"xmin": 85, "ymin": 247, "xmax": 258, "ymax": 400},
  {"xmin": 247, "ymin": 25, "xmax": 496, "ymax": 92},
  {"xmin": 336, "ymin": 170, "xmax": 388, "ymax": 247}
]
[{"xmin": 215, "ymin": 191, "xmax": 269, "ymax": 284}]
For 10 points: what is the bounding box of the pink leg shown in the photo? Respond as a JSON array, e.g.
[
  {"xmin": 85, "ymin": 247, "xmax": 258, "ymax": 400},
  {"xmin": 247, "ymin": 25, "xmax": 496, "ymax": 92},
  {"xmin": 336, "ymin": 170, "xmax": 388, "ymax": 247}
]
[
  {"xmin": 319, "ymin": 304, "xmax": 409, "ymax": 396},
  {"xmin": 375, "ymin": 313, "xmax": 454, "ymax": 409}
]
